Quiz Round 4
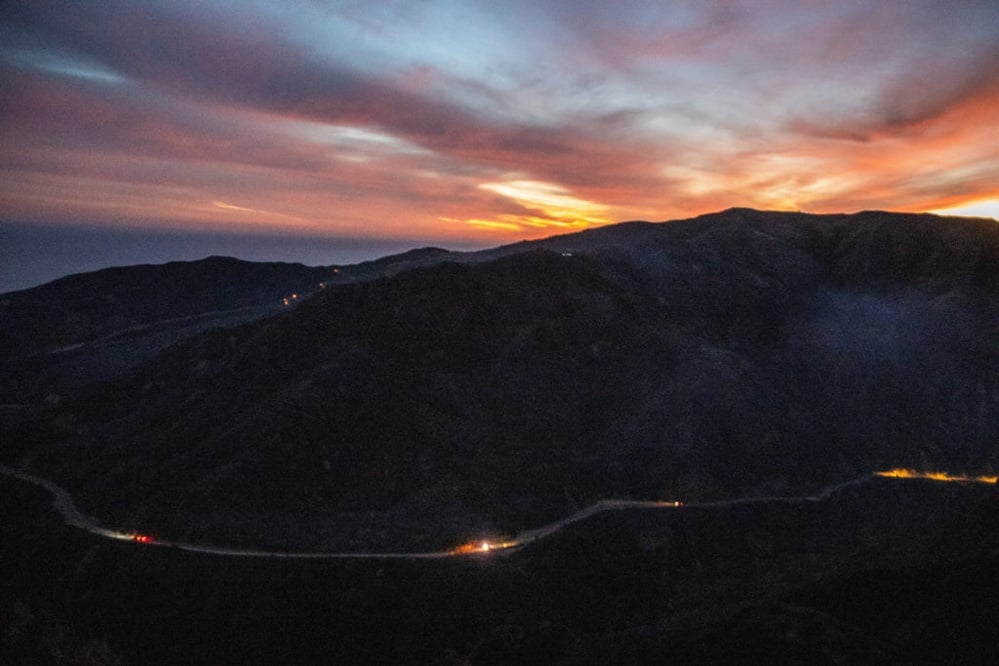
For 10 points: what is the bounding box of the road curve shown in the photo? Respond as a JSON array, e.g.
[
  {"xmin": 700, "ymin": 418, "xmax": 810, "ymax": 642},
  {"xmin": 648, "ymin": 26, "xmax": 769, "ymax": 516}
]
[{"xmin": 0, "ymin": 465, "xmax": 899, "ymax": 559}]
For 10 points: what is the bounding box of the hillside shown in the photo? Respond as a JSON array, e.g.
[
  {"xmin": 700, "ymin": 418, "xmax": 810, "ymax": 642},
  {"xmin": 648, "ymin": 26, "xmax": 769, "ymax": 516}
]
[
  {"xmin": 3, "ymin": 470, "xmax": 998, "ymax": 663},
  {"xmin": 6, "ymin": 209, "xmax": 999, "ymax": 551},
  {"xmin": 0, "ymin": 250, "xmax": 462, "ymax": 400}
]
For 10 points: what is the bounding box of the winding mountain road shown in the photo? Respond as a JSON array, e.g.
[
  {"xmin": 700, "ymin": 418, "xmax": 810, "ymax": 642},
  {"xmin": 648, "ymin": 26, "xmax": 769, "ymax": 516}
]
[{"xmin": 0, "ymin": 464, "xmax": 990, "ymax": 559}]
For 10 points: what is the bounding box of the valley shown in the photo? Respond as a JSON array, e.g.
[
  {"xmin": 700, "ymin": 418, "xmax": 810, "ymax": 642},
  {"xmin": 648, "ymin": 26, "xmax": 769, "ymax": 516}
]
[{"xmin": 5, "ymin": 463, "xmax": 992, "ymax": 560}]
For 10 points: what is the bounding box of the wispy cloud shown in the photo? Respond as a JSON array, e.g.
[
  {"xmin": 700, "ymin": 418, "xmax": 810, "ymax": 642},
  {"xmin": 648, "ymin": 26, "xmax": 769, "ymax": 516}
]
[{"xmin": 2, "ymin": 0, "xmax": 997, "ymax": 244}]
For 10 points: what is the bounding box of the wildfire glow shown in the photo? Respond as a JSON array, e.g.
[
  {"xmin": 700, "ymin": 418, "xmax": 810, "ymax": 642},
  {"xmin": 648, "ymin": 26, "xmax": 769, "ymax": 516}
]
[
  {"xmin": 449, "ymin": 539, "xmax": 519, "ymax": 556},
  {"xmin": 875, "ymin": 469, "xmax": 998, "ymax": 485},
  {"xmin": 450, "ymin": 542, "xmax": 486, "ymax": 555}
]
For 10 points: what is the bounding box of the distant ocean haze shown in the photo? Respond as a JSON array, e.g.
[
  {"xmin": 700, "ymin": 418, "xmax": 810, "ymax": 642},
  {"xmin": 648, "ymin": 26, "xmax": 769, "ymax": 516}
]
[{"xmin": 0, "ymin": 221, "xmax": 485, "ymax": 294}]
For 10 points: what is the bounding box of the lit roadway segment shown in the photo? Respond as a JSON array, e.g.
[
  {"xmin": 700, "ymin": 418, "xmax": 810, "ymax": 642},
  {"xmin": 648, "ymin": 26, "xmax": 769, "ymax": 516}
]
[{"xmin": 1, "ymin": 465, "xmax": 994, "ymax": 559}]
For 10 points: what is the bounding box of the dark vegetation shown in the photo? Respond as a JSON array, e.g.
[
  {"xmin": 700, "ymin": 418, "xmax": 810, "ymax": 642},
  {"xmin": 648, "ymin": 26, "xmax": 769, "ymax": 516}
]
[
  {"xmin": 0, "ymin": 256, "xmax": 332, "ymax": 399},
  {"xmin": 2, "ymin": 474, "xmax": 997, "ymax": 663},
  {"xmin": 2, "ymin": 208, "xmax": 998, "ymax": 662},
  {"xmin": 7, "ymin": 208, "xmax": 997, "ymax": 550},
  {"xmin": 0, "ymin": 250, "xmax": 452, "ymax": 401},
  {"xmin": 0, "ymin": 256, "xmax": 335, "ymax": 357}
]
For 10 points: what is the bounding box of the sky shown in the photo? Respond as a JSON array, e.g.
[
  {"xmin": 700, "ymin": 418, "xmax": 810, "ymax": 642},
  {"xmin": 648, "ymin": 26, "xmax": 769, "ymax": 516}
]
[{"xmin": 2, "ymin": 0, "xmax": 998, "ymax": 258}]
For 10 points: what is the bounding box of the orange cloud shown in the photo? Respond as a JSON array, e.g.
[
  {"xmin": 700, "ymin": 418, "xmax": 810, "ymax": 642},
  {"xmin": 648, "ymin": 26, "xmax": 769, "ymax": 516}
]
[{"xmin": 3, "ymin": 0, "xmax": 997, "ymax": 250}]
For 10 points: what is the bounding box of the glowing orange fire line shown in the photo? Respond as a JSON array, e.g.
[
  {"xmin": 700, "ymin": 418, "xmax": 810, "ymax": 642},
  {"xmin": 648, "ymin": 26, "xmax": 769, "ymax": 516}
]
[
  {"xmin": 449, "ymin": 539, "xmax": 519, "ymax": 555},
  {"xmin": 875, "ymin": 469, "xmax": 998, "ymax": 484}
]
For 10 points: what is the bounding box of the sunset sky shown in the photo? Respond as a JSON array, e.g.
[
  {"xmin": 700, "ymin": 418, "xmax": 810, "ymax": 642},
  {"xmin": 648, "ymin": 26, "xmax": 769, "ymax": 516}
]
[{"xmin": 2, "ymin": 0, "xmax": 998, "ymax": 250}]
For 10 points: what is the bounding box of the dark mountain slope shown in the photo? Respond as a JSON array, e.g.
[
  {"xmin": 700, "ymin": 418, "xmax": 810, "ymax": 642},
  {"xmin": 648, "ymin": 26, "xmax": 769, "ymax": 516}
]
[
  {"xmin": 0, "ymin": 250, "xmax": 468, "ymax": 399},
  {"xmin": 56, "ymin": 252, "xmax": 671, "ymax": 546},
  {"xmin": 0, "ymin": 256, "xmax": 333, "ymax": 356},
  {"xmin": 0, "ymin": 256, "xmax": 336, "ymax": 398},
  {"xmin": 15, "ymin": 209, "xmax": 999, "ymax": 550}
]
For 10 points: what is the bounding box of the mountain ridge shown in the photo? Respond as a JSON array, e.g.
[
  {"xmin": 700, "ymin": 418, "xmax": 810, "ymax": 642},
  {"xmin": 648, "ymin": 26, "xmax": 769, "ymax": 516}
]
[{"xmin": 4, "ymin": 208, "xmax": 998, "ymax": 550}]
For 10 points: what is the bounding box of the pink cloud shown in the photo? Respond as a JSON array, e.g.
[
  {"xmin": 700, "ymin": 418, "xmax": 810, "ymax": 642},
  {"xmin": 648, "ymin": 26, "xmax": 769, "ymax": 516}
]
[{"xmin": 3, "ymin": 0, "xmax": 997, "ymax": 245}]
